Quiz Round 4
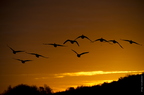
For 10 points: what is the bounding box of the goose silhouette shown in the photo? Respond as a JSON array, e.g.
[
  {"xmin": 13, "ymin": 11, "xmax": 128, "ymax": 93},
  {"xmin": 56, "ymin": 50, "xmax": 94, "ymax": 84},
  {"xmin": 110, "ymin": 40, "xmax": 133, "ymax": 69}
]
[
  {"xmin": 7, "ymin": 45, "xmax": 24, "ymax": 54},
  {"xmin": 93, "ymin": 38, "xmax": 109, "ymax": 43},
  {"xmin": 121, "ymin": 39, "xmax": 142, "ymax": 46},
  {"xmin": 75, "ymin": 35, "xmax": 92, "ymax": 42},
  {"xmin": 63, "ymin": 39, "xmax": 79, "ymax": 46},
  {"xmin": 108, "ymin": 40, "xmax": 124, "ymax": 48},
  {"xmin": 13, "ymin": 58, "xmax": 32, "ymax": 64},
  {"xmin": 25, "ymin": 52, "xmax": 48, "ymax": 58},
  {"xmin": 43, "ymin": 43, "xmax": 65, "ymax": 47},
  {"xmin": 71, "ymin": 49, "xmax": 89, "ymax": 57}
]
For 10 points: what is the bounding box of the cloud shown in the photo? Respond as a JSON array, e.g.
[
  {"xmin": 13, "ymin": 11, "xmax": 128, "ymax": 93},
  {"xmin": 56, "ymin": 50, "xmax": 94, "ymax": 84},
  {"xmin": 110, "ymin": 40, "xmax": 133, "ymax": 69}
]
[
  {"xmin": 54, "ymin": 70, "xmax": 144, "ymax": 78},
  {"xmin": 83, "ymin": 80, "xmax": 114, "ymax": 86}
]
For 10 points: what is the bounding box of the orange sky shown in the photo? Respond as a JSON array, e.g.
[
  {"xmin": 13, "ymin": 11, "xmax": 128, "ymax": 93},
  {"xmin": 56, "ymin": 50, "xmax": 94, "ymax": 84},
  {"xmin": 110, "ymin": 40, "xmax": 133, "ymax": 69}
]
[{"xmin": 0, "ymin": 0, "xmax": 144, "ymax": 93}]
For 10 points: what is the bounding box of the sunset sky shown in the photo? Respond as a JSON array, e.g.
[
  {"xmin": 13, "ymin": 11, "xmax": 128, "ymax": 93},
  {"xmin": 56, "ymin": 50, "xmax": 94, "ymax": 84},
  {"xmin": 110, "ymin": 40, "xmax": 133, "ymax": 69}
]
[{"xmin": 0, "ymin": 0, "xmax": 144, "ymax": 93}]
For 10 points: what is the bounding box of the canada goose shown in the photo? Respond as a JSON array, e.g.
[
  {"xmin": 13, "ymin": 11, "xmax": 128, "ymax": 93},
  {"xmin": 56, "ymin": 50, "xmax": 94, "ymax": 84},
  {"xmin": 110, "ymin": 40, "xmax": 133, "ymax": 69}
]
[
  {"xmin": 75, "ymin": 35, "xmax": 92, "ymax": 42},
  {"xmin": 7, "ymin": 45, "xmax": 24, "ymax": 54},
  {"xmin": 63, "ymin": 39, "xmax": 79, "ymax": 46},
  {"xmin": 71, "ymin": 49, "xmax": 89, "ymax": 57},
  {"xmin": 43, "ymin": 43, "xmax": 65, "ymax": 47},
  {"xmin": 25, "ymin": 52, "xmax": 48, "ymax": 58},
  {"xmin": 121, "ymin": 39, "xmax": 142, "ymax": 46},
  {"xmin": 108, "ymin": 40, "xmax": 123, "ymax": 48},
  {"xmin": 13, "ymin": 58, "xmax": 32, "ymax": 64},
  {"xmin": 93, "ymin": 38, "xmax": 109, "ymax": 43}
]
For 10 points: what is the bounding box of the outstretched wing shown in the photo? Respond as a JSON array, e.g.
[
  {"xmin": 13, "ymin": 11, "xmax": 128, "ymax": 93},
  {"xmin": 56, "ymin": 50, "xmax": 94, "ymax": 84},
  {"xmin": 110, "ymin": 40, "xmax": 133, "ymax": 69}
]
[
  {"xmin": 116, "ymin": 42, "xmax": 124, "ymax": 49},
  {"xmin": 26, "ymin": 52, "xmax": 37, "ymax": 55},
  {"xmin": 132, "ymin": 41, "xmax": 142, "ymax": 46},
  {"xmin": 93, "ymin": 38, "xmax": 100, "ymax": 42},
  {"xmin": 74, "ymin": 41, "xmax": 79, "ymax": 46},
  {"xmin": 63, "ymin": 40, "xmax": 70, "ymax": 44},
  {"xmin": 75, "ymin": 36, "xmax": 82, "ymax": 40},
  {"xmin": 120, "ymin": 39, "xmax": 130, "ymax": 42},
  {"xmin": 84, "ymin": 36, "xmax": 92, "ymax": 42},
  {"xmin": 43, "ymin": 43, "xmax": 54, "ymax": 45},
  {"xmin": 56, "ymin": 44, "xmax": 65, "ymax": 46},
  {"xmin": 39, "ymin": 55, "xmax": 49, "ymax": 58},
  {"xmin": 71, "ymin": 49, "xmax": 78, "ymax": 54},
  {"xmin": 13, "ymin": 58, "xmax": 22, "ymax": 61},
  {"xmin": 15, "ymin": 50, "xmax": 24, "ymax": 53},
  {"xmin": 24, "ymin": 60, "xmax": 32, "ymax": 62},
  {"xmin": 7, "ymin": 45, "xmax": 15, "ymax": 51},
  {"xmin": 108, "ymin": 40, "xmax": 115, "ymax": 42},
  {"xmin": 80, "ymin": 52, "xmax": 89, "ymax": 55}
]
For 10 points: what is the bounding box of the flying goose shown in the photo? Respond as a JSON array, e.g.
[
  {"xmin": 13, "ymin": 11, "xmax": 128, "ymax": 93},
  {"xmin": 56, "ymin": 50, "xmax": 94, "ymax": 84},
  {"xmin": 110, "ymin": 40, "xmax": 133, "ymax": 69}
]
[
  {"xmin": 25, "ymin": 52, "xmax": 48, "ymax": 58},
  {"xmin": 75, "ymin": 35, "xmax": 92, "ymax": 42},
  {"xmin": 121, "ymin": 39, "xmax": 142, "ymax": 46},
  {"xmin": 13, "ymin": 58, "xmax": 32, "ymax": 64},
  {"xmin": 63, "ymin": 39, "xmax": 79, "ymax": 46},
  {"xmin": 71, "ymin": 49, "xmax": 89, "ymax": 57},
  {"xmin": 93, "ymin": 38, "xmax": 109, "ymax": 43},
  {"xmin": 7, "ymin": 45, "xmax": 24, "ymax": 54},
  {"xmin": 108, "ymin": 40, "xmax": 124, "ymax": 48},
  {"xmin": 43, "ymin": 43, "xmax": 65, "ymax": 47}
]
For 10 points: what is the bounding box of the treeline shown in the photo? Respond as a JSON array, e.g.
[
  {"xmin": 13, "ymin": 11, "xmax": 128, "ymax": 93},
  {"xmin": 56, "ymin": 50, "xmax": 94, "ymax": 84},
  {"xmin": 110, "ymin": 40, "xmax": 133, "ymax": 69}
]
[
  {"xmin": 1, "ymin": 73, "xmax": 144, "ymax": 95},
  {"xmin": 1, "ymin": 84, "xmax": 52, "ymax": 95}
]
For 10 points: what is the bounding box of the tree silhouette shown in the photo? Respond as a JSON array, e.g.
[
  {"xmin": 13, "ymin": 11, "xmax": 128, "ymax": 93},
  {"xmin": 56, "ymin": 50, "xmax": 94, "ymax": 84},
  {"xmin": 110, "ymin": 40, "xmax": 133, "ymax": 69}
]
[
  {"xmin": 1, "ymin": 73, "xmax": 144, "ymax": 95},
  {"xmin": 2, "ymin": 84, "xmax": 53, "ymax": 95}
]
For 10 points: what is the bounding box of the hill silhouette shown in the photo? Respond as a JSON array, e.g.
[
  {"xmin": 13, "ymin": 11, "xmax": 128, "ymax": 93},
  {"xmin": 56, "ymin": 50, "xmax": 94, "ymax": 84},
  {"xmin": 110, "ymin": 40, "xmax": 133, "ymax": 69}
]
[{"xmin": 1, "ymin": 73, "xmax": 144, "ymax": 95}]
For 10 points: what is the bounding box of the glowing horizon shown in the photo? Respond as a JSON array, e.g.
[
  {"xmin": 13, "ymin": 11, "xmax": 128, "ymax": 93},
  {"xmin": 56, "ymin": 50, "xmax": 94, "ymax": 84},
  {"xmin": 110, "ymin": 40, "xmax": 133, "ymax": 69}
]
[
  {"xmin": 1, "ymin": 0, "xmax": 144, "ymax": 94},
  {"xmin": 54, "ymin": 70, "xmax": 144, "ymax": 78}
]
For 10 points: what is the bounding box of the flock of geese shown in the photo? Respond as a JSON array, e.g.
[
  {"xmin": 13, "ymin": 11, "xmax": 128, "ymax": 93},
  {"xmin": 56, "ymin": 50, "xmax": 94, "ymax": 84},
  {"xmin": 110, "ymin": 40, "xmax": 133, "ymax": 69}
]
[{"xmin": 7, "ymin": 34, "xmax": 142, "ymax": 64}]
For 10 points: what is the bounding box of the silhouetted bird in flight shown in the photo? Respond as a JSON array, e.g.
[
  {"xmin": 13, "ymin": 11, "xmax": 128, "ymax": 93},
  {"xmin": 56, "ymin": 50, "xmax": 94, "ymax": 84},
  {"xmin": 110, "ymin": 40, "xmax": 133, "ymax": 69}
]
[
  {"xmin": 71, "ymin": 49, "xmax": 89, "ymax": 57},
  {"xmin": 63, "ymin": 39, "xmax": 79, "ymax": 46},
  {"xmin": 93, "ymin": 38, "xmax": 110, "ymax": 43},
  {"xmin": 43, "ymin": 43, "xmax": 65, "ymax": 47},
  {"xmin": 75, "ymin": 35, "xmax": 92, "ymax": 42},
  {"xmin": 108, "ymin": 40, "xmax": 124, "ymax": 48},
  {"xmin": 7, "ymin": 45, "xmax": 24, "ymax": 54},
  {"xmin": 13, "ymin": 58, "xmax": 32, "ymax": 64},
  {"xmin": 25, "ymin": 52, "xmax": 48, "ymax": 58},
  {"xmin": 121, "ymin": 39, "xmax": 142, "ymax": 46}
]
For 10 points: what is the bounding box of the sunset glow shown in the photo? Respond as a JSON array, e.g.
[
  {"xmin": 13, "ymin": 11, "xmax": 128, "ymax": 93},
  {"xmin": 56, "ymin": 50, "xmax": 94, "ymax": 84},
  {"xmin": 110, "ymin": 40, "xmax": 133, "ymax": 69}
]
[
  {"xmin": 0, "ymin": 0, "xmax": 144, "ymax": 93},
  {"xmin": 54, "ymin": 70, "xmax": 144, "ymax": 78}
]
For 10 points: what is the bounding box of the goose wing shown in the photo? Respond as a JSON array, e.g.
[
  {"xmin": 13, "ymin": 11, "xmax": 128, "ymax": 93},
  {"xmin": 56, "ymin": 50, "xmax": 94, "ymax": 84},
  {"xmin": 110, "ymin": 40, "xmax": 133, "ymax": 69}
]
[
  {"xmin": 24, "ymin": 60, "xmax": 32, "ymax": 62},
  {"xmin": 84, "ymin": 36, "xmax": 92, "ymax": 42},
  {"xmin": 13, "ymin": 58, "xmax": 22, "ymax": 61},
  {"xmin": 43, "ymin": 43, "xmax": 54, "ymax": 45},
  {"xmin": 56, "ymin": 44, "xmax": 65, "ymax": 46},
  {"xmin": 120, "ymin": 39, "xmax": 130, "ymax": 42},
  {"xmin": 80, "ymin": 52, "xmax": 89, "ymax": 55},
  {"xmin": 39, "ymin": 55, "xmax": 49, "ymax": 58},
  {"xmin": 93, "ymin": 38, "xmax": 100, "ymax": 42},
  {"xmin": 26, "ymin": 52, "xmax": 37, "ymax": 55},
  {"xmin": 132, "ymin": 41, "xmax": 142, "ymax": 45},
  {"xmin": 75, "ymin": 35, "xmax": 82, "ymax": 40},
  {"xmin": 7, "ymin": 45, "xmax": 15, "ymax": 51},
  {"xmin": 74, "ymin": 40, "xmax": 80, "ymax": 46},
  {"xmin": 71, "ymin": 49, "xmax": 78, "ymax": 54},
  {"xmin": 63, "ymin": 39, "xmax": 71, "ymax": 44},
  {"xmin": 116, "ymin": 42, "xmax": 124, "ymax": 48}
]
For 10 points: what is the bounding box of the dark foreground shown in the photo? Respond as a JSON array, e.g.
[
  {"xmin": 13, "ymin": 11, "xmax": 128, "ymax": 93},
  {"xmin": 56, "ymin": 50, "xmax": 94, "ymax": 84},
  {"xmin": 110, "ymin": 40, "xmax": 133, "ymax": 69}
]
[{"xmin": 1, "ymin": 73, "xmax": 144, "ymax": 95}]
